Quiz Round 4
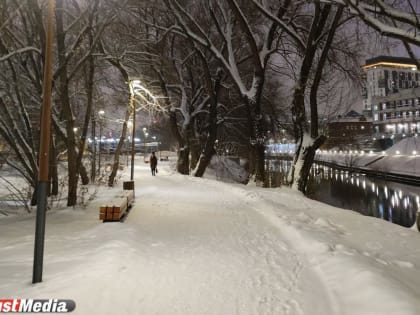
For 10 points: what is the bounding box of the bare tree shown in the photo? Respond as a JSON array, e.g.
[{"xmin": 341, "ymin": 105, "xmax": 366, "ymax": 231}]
[
  {"xmin": 332, "ymin": 0, "xmax": 420, "ymax": 68},
  {"xmin": 253, "ymin": 0, "xmax": 363, "ymax": 193},
  {"xmin": 159, "ymin": 0, "xmax": 289, "ymax": 184}
]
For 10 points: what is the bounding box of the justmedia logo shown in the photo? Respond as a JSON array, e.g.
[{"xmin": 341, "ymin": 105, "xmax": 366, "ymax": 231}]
[{"xmin": 0, "ymin": 299, "xmax": 75, "ymax": 313}]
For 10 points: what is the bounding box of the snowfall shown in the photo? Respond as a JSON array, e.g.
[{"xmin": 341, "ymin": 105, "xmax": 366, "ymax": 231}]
[{"xmin": 0, "ymin": 157, "xmax": 420, "ymax": 315}]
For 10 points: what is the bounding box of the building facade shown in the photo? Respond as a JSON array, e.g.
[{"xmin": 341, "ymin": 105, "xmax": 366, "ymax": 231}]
[
  {"xmin": 325, "ymin": 111, "xmax": 373, "ymax": 149},
  {"xmin": 371, "ymin": 87, "xmax": 420, "ymax": 136},
  {"xmin": 362, "ymin": 56, "xmax": 420, "ymax": 114}
]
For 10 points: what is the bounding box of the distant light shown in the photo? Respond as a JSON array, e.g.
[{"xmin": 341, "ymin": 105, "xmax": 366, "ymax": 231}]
[
  {"xmin": 413, "ymin": 150, "xmax": 417, "ymax": 155},
  {"xmin": 402, "ymin": 134, "xmax": 406, "ymax": 137},
  {"xmin": 73, "ymin": 127, "xmax": 78, "ymax": 132},
  {"xmin": 98, "ymin": 110, "xmax": 105, "ymax": 115},
  {"xmin": 362, "ymin": 62, "xmax": 417, "ymax": 70},
  {"xmin": 396, "ymin": 150, "xmax": 400, "ymax": 155},
  {"xmin": 382, "ymin": 151, "xmax": 386, "ymax": 155},
  {"xmin": 369, "ymin": 150, "xmax": 373, "ymax": 154}
]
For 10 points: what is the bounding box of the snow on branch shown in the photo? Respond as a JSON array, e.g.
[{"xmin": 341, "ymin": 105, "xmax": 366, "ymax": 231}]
[
  {"xmin": 331, "ymin": 0, "xmax": 420, "ymax": 46},
  {"xmin": 163, "ymin": 0, "xmax": 247, "ymax": 95},
  {"xmin": 250, "ymin": 0, "xmax": 306, "ymax": 52},
  {"xmin": 226, "ymin": 0, "xmax": 263, "ymax": 71},
  {"xmin": 0, "ymin": 47, "xmax": 41, "ymax": 62}
]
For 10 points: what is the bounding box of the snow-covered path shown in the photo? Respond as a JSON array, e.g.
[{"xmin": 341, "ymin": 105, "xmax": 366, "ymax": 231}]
[
  {"xmin": 127, "ymin": 169, "xmax": 333, "ymax": 315},
  {"xmin": 1, "ymin": 159, "xmax": 419, "ymax": 315}
]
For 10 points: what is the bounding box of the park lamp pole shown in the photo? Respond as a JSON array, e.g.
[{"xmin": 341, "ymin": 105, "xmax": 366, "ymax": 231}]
[
  {"xmin": 128, "ymin": 79, "xmax": 158, "ymax": 178},
  {"xmin": 33, "ymin": 0, "xmax": 55, "ymax": 284}
]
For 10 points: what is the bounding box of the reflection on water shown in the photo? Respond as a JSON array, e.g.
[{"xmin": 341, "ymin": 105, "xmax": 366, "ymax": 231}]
[{"xmin": 265, "ymin": 159, "xmax": 418, "ymax": 228}]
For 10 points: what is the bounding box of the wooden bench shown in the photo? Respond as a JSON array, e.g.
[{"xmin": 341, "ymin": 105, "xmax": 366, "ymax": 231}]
[{"xmin": 99, "ymin": 188, "xmax": 134, "ymax": 222}]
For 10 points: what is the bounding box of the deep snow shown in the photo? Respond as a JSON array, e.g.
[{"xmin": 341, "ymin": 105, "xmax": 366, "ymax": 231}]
[{"xmin": 0, "ymin": 158, "xmax": 419, "ymax": 315}]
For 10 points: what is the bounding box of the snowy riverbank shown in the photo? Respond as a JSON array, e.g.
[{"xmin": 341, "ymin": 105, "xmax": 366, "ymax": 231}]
[
  {"xmin": 0, "ymin": 159, "xmax": 419, "ymax": 315},
  {"xmin": 315, "ymin": 136, "xmax": 420, "ymax": 177}
]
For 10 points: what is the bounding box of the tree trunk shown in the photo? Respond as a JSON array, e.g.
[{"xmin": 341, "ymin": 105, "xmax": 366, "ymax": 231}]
[
  {"xmin": 177, "ymin": 146, "xmax": 190, "ymax": 175},
  {"xmin": 255, "ymin": 142, "xmax": 265, "ymax": 184},
  {"xmin": 247, "ymin": 103, "xmax": 266, "ymax": 184},
  {"xmin": 91, "ymin": 114, "xmax": 96, "ymax": 182},
  {"xmin": 49, "ymin": 136, "xmax": 58, "ymax": 196},
  {"xmin": 189, "ymin": 143, "xmax": 200, "ymax": 171},
  {"xmin": 31, "ymin": 183, "xmax": 37, "ymax": 206},
  {"xmin": 56, "ymin": 0, "xmax": 79, "ymax": 206},
  {"xmin": 76, "ymin": 24, "xmax": 95, "ymax": 187},
  {"xmin": 80, "ymin": 164, "xmax": 89, "ymax": 185},
  {"xmin": 288, "ymin": 3, "xmax": 332, "ymax": 193},
  {"xmin": 290, "ymin": 134, "xmax": 326, "ymax": 193},
  {"xmin": 194, "ymin": 69, "xmax": 223, "ymax": 177},
  {"xmin": 108, "ymin": 107, "xmax": 131, "ymax": 186}
]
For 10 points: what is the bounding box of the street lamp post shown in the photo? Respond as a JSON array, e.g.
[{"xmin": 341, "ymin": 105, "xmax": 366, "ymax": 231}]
[
  {"xmin": 128, "ymin": 79, "xmax": 159, "ymax": 173},
  {"xmin": 33, "ymin": 0, "xmax": 55, "ymax": 284}
]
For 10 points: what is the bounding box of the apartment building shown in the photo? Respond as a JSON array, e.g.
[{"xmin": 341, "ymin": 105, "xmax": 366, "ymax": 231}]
[
  {"xmin": 362, "ymin": 56, "xmax": 420, "ymax": 115},
  {"xmin": 371, "ymin": 87, "xmax": 420, "ymax": 135}
]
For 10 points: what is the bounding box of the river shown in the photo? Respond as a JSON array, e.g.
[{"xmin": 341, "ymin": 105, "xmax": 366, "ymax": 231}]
[{"xmin": 265, "ymin": 159, "xmax": 418, "ymax": 228}]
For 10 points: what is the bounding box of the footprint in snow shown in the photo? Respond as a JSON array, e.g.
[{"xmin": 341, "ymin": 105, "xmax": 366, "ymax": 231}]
[
  {"xmin": 393, "ymin": 260, "xmax": 414, "ymax": 268},
  {"xmin": 365, "ymin": 241, "xmax": 382, "ymax": 251}
]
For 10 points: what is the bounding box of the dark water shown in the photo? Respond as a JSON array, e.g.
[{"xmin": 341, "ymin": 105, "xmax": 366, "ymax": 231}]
[{"xmin": 265, "ymin": 159, "xmax": 418, "ymax": 228}]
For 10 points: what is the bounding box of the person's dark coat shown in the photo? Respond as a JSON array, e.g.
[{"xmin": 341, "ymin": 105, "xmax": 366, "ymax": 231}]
[{"xmin": 150, "ymin": 155, "xmax": 158, "ymax": 169}]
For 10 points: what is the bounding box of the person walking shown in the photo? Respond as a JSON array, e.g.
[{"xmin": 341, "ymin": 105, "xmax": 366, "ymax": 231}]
[{"xmin": 150, "ymin": 152, "xmax": 158, "ymax": 176}]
